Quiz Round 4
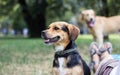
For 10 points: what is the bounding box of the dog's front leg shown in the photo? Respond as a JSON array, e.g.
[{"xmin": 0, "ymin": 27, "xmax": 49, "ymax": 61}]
[
  {"xmin": 92, "ymin": 34, "xmax": 97, "ymax": 42},
  {"xmin": 96, "ymin": 32, "xmax": 103, "ymax": 48}
]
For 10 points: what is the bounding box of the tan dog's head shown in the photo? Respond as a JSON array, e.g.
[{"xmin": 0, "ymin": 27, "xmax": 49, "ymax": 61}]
[
  {"xmin": 79, "ymin": 9, "xmax": 96, "ymax": 28},
  {"xmin": 41, "ymin": 22, "xmax": 80, "ymax": 47}
]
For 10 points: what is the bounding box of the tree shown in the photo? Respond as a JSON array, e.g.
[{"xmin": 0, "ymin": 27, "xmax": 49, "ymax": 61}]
[
  {"xmin": 18, "ymin": 0, "xmax": 47, "ymax": 38},
  {"xmin": 18, "ymin": 0, "xmax": 81, "ymax": 38},
  {"xmin": 1, "ymin": 0, "xmax": 120, "ymax": 38}
]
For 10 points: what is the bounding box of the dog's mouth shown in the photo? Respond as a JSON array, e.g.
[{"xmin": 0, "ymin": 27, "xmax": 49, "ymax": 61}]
[
  {"xmin": 87, "ymin": 19, "xmax": 95, "ymax": 28},
  {"xmin": 43, "ymin": 36, "xmax": 60, "ymax": 44}
]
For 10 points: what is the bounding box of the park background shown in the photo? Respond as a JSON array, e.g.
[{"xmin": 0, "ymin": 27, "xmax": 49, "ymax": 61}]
[{"xmin": 0, "ymin": 0, "xmax": 120, "ymax": 75}]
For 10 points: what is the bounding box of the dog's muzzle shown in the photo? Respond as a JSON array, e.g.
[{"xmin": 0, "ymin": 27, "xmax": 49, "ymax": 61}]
[
  {"xmin": 41, "ymin": 31, "xmax": 60, "ymax": 44},
  {"xmin": 87, "ymin": 18, "xmax": 95, "ymax": 28}
]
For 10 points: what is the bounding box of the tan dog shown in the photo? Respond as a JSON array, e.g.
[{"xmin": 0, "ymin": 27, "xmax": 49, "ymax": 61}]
[
  {"xmin": 41, "ymin": 22, "xmax": 91, "ymax": 75},
  {"xmin": 79, "ymin": 9, "xmax": 120, "ymax": 47}
]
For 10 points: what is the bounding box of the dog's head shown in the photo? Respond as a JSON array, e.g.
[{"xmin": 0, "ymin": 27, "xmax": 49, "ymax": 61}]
[
  {"xmin": 41, "ymin": 22, "xmax": 80, "ymax": 46},
  {"xmin": 79, "ymin": 9, "xmax": 96, "ymax": 28}
]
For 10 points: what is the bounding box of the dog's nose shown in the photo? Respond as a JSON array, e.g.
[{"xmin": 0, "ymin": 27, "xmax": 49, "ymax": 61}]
[{"xmin": 90, "ymin": 18, "xmax": 93, "ymax": 21}]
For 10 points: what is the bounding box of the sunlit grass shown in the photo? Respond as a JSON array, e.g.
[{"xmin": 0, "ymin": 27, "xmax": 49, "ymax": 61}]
[{"xmin": 109, "ymin": 34, "xmax": 120, "ymax": 39}]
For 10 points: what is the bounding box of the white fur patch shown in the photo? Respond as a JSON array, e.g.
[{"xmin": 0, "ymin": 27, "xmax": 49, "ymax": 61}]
[
  {"xmin": 55, "ymin": 45, "xmax": 66, "ymax": 75},
  {"xmin": 55, "ymin": 45, "xmax": 64, "ymax": 52},
  {"xmin": 58, "ymin": 58, "xmax": 66, "ymax": 75}
]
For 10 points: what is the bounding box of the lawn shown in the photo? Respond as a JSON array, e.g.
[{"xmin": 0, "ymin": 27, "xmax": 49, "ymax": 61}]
[{"xmin": 0, "ymin": 34, "xmax": 120, "ymax": 75}]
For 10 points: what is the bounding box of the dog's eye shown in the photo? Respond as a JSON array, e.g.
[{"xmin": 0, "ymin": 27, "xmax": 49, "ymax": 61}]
[
  {"xmin": 47, "ymin": 27, "xmax": 50, "ymax": 29},
  {"xmin": 54, "ymin": 27, "xmax": 59, "ymax": 30}
]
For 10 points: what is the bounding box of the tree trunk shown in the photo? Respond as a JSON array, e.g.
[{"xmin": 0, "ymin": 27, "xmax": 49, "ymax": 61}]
[
  {"xmin": 100, "ymin": 0, "xmax": 109, "ymax": 17},
  {"xmin": 18, "ymin": 0, "xmax": 47, "ymax": 38}
]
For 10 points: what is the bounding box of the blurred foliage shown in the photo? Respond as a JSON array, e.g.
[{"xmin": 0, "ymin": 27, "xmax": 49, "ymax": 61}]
[
  {"xmin": 0, "ymin": 0, "xmax": 26, "ymax": 30},
  {"xmin": 0, "ymin": 0, "xmax": 120, "ymax": 37}
]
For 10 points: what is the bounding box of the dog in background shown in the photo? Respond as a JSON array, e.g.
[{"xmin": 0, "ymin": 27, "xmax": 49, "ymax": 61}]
[
  {"xmin": 41, "ymin": 21, "xmax": 91, "ymax": 75},
  {"xmin": 79, "ymin": 9, "xmax": 120, "ymax": 47}
]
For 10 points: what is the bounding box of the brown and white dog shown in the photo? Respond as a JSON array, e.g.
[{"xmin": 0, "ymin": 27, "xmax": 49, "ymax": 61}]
[
  {"xmin": 79, "ymin": 9, "xmax": 120, "ymax": 47},
  {"xmin": 41, "ymin": 22, "xmax": 91, "ymax": 75}
]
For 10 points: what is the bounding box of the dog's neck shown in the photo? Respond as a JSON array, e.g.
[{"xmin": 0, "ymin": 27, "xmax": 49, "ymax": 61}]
[
  {"xmin": 54, "ymin": 41, "xmax": 76, "ymax": 52},
  {"xmin": 54, "ymin": 45, "xmax": 64, "ymax": 52}
]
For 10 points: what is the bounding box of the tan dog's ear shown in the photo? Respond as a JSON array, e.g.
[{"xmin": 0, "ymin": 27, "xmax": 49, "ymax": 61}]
[
  {"xmin": 67, "ymin": 24, "xmax": 80, "ymax": 41},
  {"xmin": 78, "ymin": 13, "xmax": 84, "ymax": 21}
]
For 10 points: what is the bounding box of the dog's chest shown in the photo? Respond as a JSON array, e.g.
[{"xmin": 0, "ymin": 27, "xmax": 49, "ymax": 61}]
[
  {"xmin": 54, "ymin": 46, "xmax": 67, "ymax": 75},
  {"xmin": 58, "ymin": 58, "xmax": 66, "ymax": 75}
]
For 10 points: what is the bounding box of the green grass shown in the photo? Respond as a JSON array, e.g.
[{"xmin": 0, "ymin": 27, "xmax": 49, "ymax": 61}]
[{"xmin": 0, "ymin": 34, "xmax": 120, "ymax": 75}]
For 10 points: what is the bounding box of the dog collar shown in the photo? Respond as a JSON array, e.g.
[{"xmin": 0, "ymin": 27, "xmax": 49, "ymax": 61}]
[{"xmin": 55, "ymin": 48, "xmax": 77, "ymax": 57}]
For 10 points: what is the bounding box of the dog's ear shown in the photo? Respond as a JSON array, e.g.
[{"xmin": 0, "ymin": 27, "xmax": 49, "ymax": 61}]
[
  {"xmin": 67, "ymin": 24, "xmax": 80, "ymax": 41},
  {"xmin": 79, "ymin": 13, "xmax": 84, "ymax": 21}
]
